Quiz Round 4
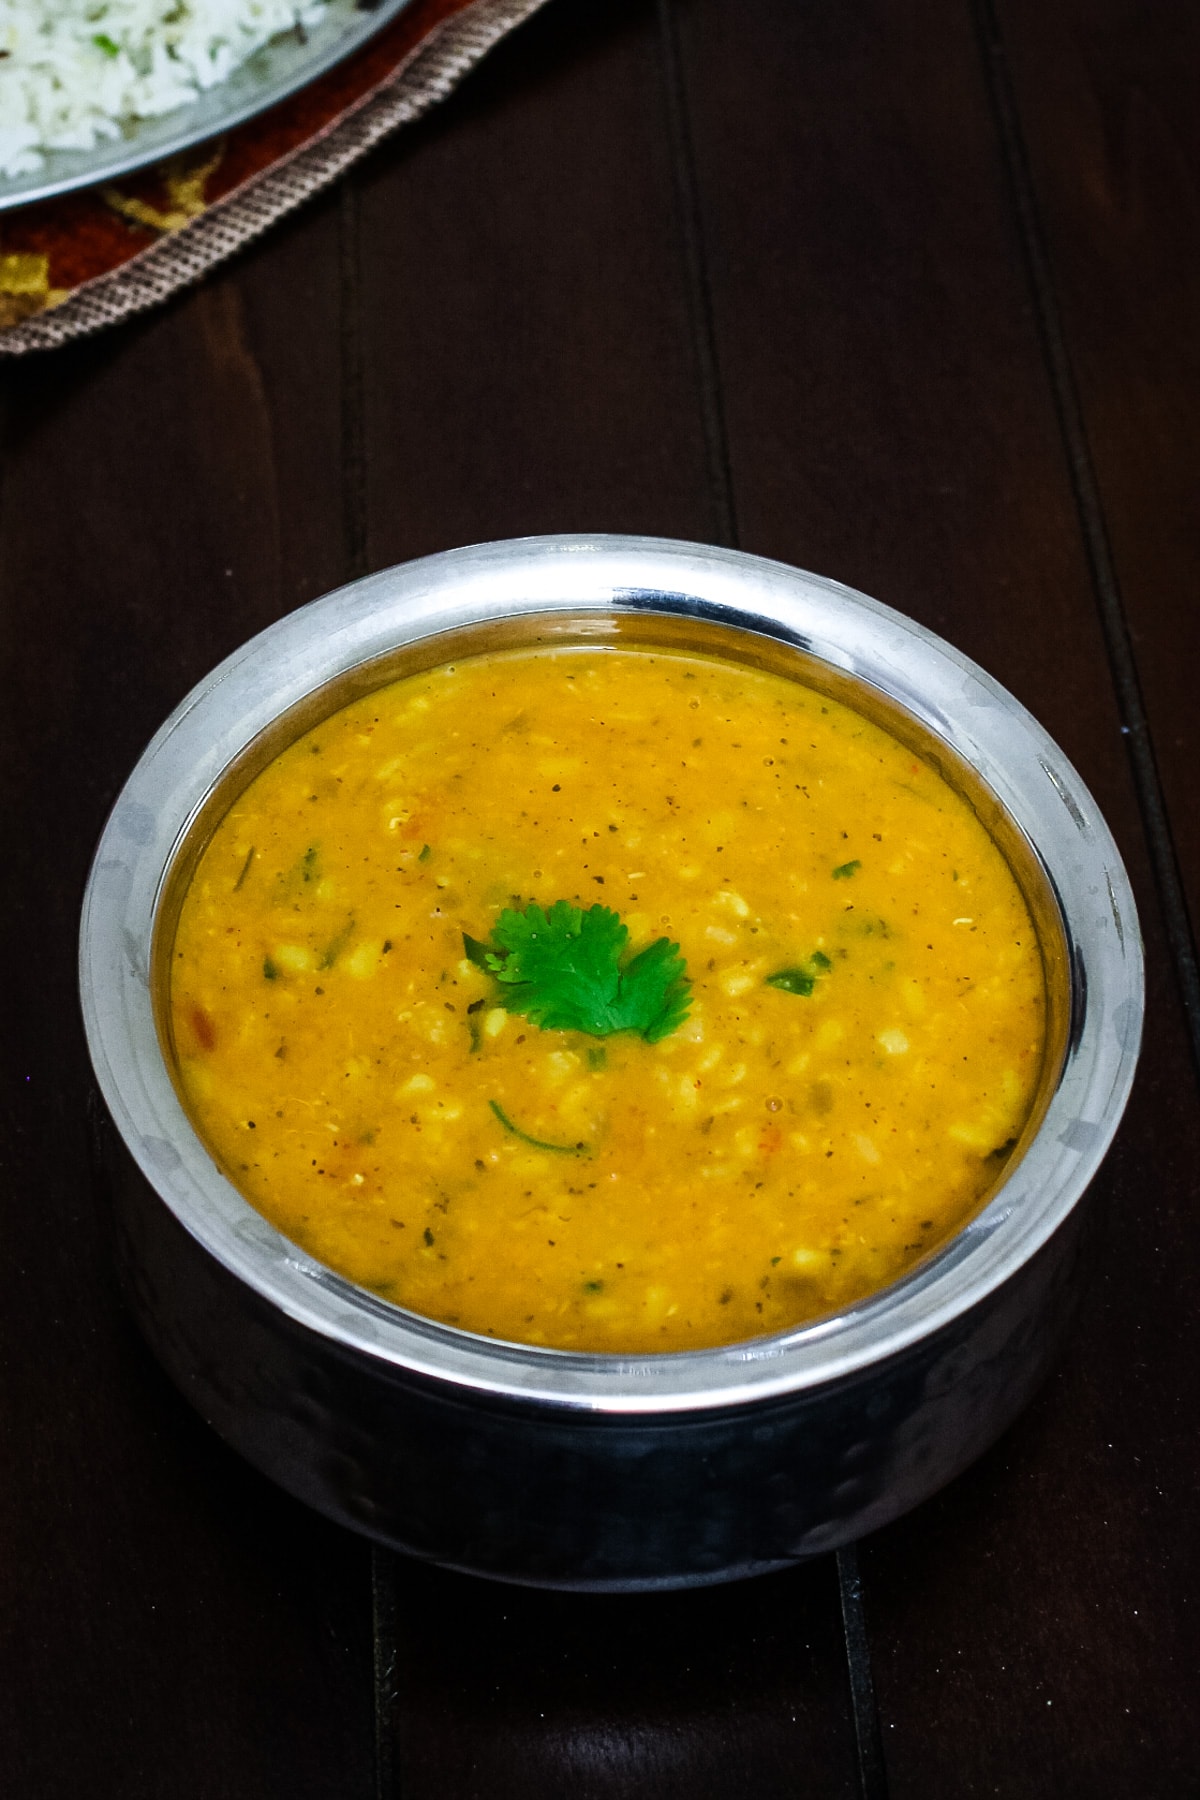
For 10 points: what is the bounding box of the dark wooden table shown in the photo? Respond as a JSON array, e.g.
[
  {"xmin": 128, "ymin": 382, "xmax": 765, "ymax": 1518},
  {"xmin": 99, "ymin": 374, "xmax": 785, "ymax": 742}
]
[{"xmin": 3, "ymin": 2, "xmax": 1197, "ymax": 1794}]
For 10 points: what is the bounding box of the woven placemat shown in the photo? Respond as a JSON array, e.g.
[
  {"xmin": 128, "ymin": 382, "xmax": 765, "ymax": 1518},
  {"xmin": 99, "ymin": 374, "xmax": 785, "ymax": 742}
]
[{"xmin": 0, "ymin": 0, "xmax": 550, "ymax": 355}]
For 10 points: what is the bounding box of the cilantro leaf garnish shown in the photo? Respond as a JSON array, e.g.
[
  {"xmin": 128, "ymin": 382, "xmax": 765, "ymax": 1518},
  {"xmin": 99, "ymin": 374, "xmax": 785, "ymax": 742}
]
[{"xmin": 468, "ymin": 901, "xmax": 690, "ymax": 1043}]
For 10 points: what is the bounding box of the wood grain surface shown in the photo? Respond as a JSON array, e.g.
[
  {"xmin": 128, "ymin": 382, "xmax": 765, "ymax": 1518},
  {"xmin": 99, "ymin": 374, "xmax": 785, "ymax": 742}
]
[{"xmin": 1, "ymin": 1, "xmax": 1195, "ymax": 1795}]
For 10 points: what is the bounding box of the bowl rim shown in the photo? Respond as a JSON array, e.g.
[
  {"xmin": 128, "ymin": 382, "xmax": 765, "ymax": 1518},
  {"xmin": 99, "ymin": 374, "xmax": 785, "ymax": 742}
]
[{"xmin": 79, "ymin": 535, "xmax": 1143, "ymax": 1414}]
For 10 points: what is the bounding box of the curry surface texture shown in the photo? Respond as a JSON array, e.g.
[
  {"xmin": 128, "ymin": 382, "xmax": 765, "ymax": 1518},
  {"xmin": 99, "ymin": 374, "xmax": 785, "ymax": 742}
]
[{"xmin": 169, "ymin": 646, "xmax": 1046, "ymax": 1353}]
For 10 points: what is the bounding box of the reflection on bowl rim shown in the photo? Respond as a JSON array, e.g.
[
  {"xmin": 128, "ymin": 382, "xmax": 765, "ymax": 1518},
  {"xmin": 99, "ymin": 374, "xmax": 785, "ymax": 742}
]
[{"xmin": 79, "ymin": 535, "xmax": 1143, "ymax": 1416}]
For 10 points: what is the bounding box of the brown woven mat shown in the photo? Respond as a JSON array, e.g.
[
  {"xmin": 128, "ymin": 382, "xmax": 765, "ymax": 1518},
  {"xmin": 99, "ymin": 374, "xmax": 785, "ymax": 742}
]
[{"xmin": 0, "ymin": 0, "xmax": 550, "ymax": 355}]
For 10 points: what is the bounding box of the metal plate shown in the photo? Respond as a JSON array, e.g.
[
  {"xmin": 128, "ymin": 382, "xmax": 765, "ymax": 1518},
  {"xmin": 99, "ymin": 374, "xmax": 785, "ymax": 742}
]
[{"xmin": 0, "ymin": 0, "xmax": 414, "ymax": 212}]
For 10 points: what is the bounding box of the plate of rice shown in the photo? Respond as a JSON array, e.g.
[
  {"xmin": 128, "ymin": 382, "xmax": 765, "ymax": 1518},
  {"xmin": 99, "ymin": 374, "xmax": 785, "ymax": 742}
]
[{"xmin": 0, "ymin": 0, "xmax": 415, "ymax": 209}]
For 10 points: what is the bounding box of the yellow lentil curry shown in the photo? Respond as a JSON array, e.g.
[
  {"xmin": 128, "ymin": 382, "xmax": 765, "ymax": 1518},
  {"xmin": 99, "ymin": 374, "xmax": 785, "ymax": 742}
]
[{"xmin": 169, "ymin": 646, "xmax": 1046, "ymax": 1353}]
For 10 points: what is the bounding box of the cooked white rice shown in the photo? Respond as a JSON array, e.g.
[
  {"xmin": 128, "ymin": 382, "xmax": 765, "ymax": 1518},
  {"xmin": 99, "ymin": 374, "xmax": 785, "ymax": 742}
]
[{"xmin": 0, "ymin": 0, "xmax": 329, "ymax": 179}]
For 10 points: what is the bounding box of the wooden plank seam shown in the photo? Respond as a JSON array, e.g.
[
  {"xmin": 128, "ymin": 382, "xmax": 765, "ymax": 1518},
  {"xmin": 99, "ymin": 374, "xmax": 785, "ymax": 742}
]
[{"xmin": 972, "ymin": 0, "xmax": 1200, "ymax": 1084}]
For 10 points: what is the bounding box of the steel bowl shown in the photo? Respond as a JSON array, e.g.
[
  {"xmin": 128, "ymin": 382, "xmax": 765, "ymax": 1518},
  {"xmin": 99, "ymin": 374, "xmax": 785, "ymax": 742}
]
[{"xmin": 79, "ymin": 535, "xmax": 1142, "ymax": 1590}]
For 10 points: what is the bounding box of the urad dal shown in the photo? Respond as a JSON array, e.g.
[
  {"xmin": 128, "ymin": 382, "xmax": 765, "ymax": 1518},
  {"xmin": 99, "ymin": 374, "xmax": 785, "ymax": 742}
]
[{"xmin": 168, "ymin": 646, "xmax": 1047, "ymax": 1353}]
